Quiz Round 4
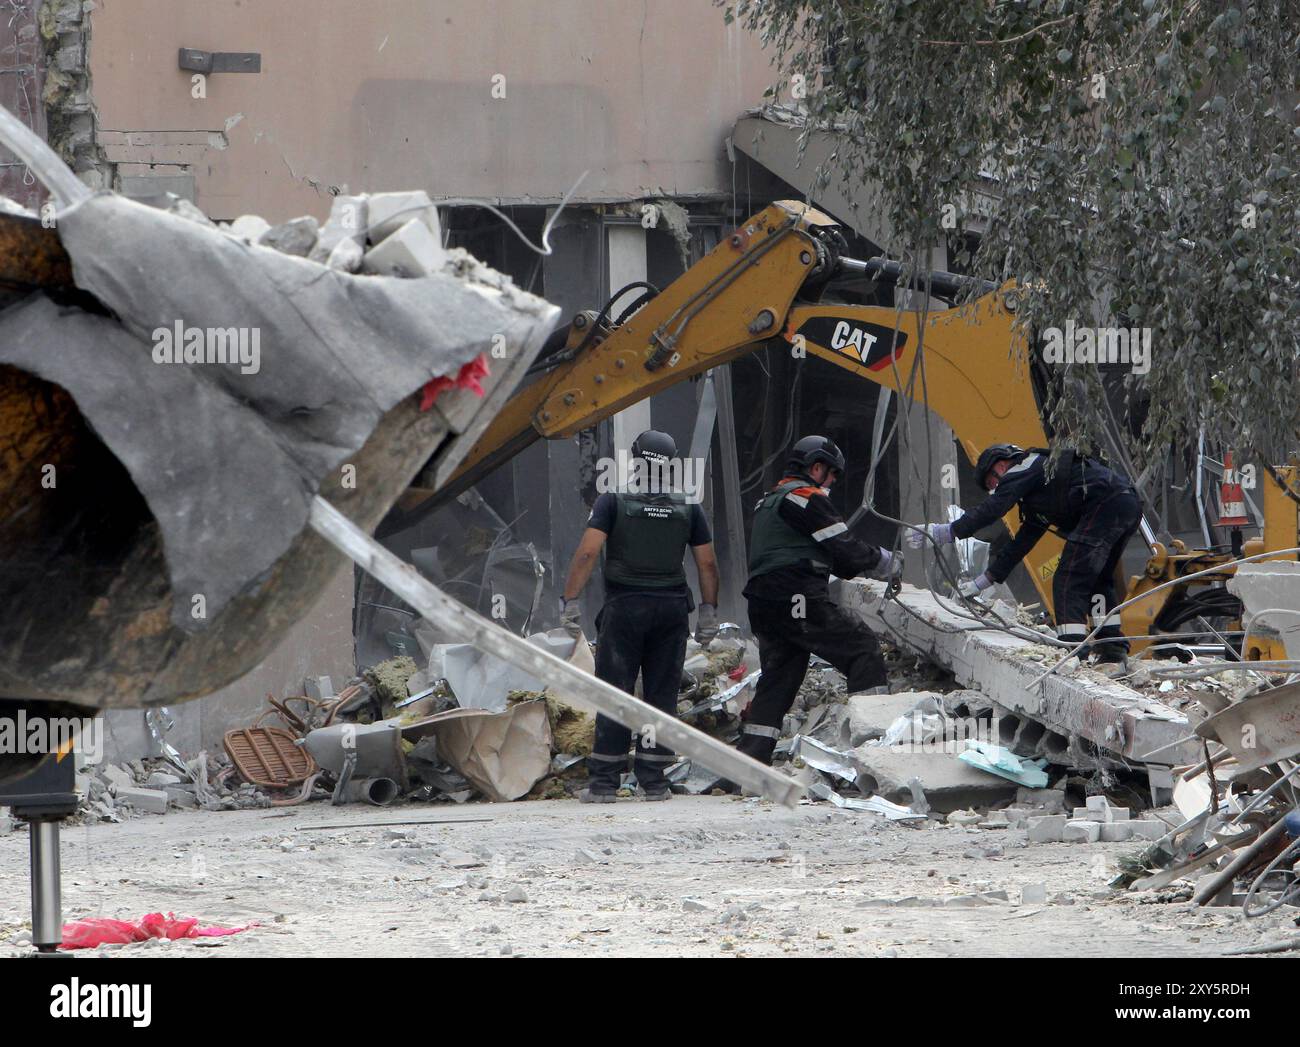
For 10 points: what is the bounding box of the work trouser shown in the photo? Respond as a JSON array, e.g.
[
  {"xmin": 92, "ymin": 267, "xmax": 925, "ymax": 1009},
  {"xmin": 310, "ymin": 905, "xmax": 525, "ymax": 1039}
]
[
  {"xmin": 739, "ymin": 594, "xmax": 888, "ymax": 765},
  {"xmin": 586, "ymin": 593, "xmax": 690, "ymax": 794},
  {"xmin": 1052, "ymin": 487, "xmax": 1143, "ymax": 657}
]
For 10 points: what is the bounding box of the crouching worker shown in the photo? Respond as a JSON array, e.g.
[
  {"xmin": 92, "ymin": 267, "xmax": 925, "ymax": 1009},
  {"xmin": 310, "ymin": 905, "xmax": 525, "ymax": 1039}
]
[
  {"xmin": 559, "ymin": 430, "xmax": 720, "ymax": 803},
  {"xmin": 711, "ymin": 436, "xmax": 902, "ymax": 793},
  {"xmin": 907, "ymin": 443, "xmax": 1142, "ymax": 664}
]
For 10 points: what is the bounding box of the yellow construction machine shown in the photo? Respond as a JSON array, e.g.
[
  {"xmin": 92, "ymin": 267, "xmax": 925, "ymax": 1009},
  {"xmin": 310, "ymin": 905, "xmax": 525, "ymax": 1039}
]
[{"xmin": 414, "ymin": 201, "xmax": 1300, "ymax": 659}]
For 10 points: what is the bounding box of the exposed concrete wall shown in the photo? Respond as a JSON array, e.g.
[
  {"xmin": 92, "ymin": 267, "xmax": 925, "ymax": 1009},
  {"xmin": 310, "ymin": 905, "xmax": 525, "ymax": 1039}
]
[{"xmin": 84, "ymin": 0, "xmax": 778, "ymax": 219}]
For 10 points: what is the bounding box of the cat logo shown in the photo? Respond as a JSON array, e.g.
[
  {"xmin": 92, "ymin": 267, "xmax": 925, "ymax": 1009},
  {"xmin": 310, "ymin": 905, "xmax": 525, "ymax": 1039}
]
[
  {"xmin": 830, "ymin": 321, "xmax": 878, "ymax": 363},
  {"xmin": 792, "ymin": 315, "xmax": 908, "ymax": 371}
]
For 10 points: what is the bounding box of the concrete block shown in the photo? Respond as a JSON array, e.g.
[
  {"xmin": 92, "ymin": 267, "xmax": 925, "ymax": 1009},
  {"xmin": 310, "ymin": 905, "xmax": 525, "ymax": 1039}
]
[
  {"xmin": 840, "ymin": 691, "xmax": 946, "ymax": 748},
  {"xmin": 1063, "ymin": 820, "xmax": 1101, "ymax": 843},
  {"xmin": 145, "ymin": 772, "xmax": 181, "ymax": 789},
  {"xmin": 98, "ymin": 763, "xmax": 135, "ymax": 794},
  {"xmin": 115, "ymin": 787, "xmax": 168, "ymax": 815},
  {"xmin": 1129, "ymin": 819, "xmax": 1167, "ymax": 841},
  {"xmin": 1072, "ymin": 807, "xmax": 1094, "ymax": 821},
  {"xmin": 850, "ymin": 746, "xmax": 1017, "ymax": 813},
  {"xmin": 1026, "ymin": 815, "xmax": 1067, "ymax": 843},
  {"xmin": 362, "ymin": 218, "xmax": 446, "ymax": 278},
  {"xmin": 1099, "ymin": 822, "xmax": 1135, "ymax": 843},
  {"xmin": 304, "ymin": 676, "xmax": 334, "ymax": 701},
  {"xmin": 165, "ymin": 786, "xmax": 198, "ymax": 809},
  {"xmin": 1021, "ymin": 883, "xmax": 1048, "ymax": 904},
  {"xmin": 259, "ymin": 216, "xmax": 319, "ymax": 257},
  {"xmin": 310, "ymin": 195, "xmax": 368, "ymax": 262},
  {"xmin": 365, "ymin": 190, "xmax": 438, "ymax": 243}
]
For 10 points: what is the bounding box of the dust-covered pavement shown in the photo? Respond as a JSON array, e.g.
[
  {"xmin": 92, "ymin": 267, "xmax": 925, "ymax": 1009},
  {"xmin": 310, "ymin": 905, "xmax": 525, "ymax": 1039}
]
[{"xmin": 2, "ymin": 796, "xmax": 1295, "ymax": 958}]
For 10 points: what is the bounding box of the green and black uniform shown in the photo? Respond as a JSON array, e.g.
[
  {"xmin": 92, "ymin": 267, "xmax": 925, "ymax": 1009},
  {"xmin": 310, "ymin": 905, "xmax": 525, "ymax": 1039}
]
[
  {"xmin": 740, "ymin": 474, "xmax": 890, "ymax": 765},
  {"xmin": 585, "ymin": 491, "xmax": 711, "ymax": 794}
]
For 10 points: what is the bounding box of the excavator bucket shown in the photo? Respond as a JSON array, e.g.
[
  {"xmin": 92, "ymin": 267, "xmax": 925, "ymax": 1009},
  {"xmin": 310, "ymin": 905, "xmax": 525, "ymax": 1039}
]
[{"xmin": 0, "ymin": 201, "xmax": 557, "ymax": 721}]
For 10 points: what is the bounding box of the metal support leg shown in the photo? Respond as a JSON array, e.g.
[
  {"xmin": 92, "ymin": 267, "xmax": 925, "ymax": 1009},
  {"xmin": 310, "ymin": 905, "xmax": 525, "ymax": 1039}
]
[
  {"xmin": 28, "ymin": 818, "xmax": 62, "ymax": 953},
  {"xmin": 1, "ymin": 718, "xmax": 79, "ymax": 956}
]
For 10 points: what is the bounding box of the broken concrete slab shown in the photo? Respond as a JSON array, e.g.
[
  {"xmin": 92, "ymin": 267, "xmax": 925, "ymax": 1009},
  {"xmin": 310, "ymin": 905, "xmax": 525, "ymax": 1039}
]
[
  {"xmin": 839, "ymin": 581, "xmax": 1200, "ymax": 765},
  {"xmin": 114, "ymin": 786, "xmax": 168, "ymax": 814},
  {"xmin": 839, "ymin": 691, "xmax": 946, "ymax": 748},
  {"xmin": 850, "ymin": 747, "xmax": 1017, "ymax": 813}
]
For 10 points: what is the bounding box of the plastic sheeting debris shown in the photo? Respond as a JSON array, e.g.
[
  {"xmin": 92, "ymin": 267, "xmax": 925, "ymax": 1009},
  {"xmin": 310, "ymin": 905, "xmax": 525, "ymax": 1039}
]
[
  {"xmin": 957, "ymin": 740, "xmax": 1049, "ymax": 788},
  {"xmin": 60, "ymin": 912, "xmax": 251, "ymax": 950}
]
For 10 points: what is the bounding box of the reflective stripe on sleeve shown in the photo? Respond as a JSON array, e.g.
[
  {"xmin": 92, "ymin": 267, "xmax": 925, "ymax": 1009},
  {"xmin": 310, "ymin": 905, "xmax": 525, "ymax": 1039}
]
[{"xmin": 812, "ymin": 521, "xmax": 848, "ymax": 542}]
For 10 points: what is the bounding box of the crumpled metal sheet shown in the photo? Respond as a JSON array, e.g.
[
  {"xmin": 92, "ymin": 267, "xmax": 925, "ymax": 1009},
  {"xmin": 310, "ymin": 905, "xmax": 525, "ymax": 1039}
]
[{"xmin": 1, "ymin": 192, "xmax": 552, "ymax": 629}]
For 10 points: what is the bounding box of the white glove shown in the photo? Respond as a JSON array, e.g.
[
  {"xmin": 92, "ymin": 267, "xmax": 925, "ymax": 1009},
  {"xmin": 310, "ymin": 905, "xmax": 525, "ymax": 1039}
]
[
  {"xmin": 560, "ymin": 598, "xmax": 583, "ymax": 637},
  {"xmin": 904, "ymin": 522, "xmax": 954, "ymax": 550},
  {"xmin": 694, "ymin": 603, "xmax": 719, "ymax": 647},
  {"xmin": 958, "ymin": 572, "xmax": 993, "ymax": 599},
  {"xmin": 868, "ymin": 548, "xmax": 904, "ymax": 582}
]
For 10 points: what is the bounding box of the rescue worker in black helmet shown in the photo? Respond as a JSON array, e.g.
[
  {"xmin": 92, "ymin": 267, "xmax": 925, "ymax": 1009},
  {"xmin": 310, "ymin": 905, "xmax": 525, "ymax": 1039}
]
[
  {"xmin": 559, "ymin": 429, "xmax": 720, "ymax": 803},
  {"xmin": 711, "ymin": 435, "xmax": 902, "ymax": 792},
  {"xmin": 907, "ymin": 443, "xmax": 1142, "ymax": 664}
]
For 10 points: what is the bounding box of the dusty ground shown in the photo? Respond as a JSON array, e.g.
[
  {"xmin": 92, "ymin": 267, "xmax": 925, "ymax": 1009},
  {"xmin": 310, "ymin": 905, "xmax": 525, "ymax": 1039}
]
[{"xmin": 2, "ymin": 796, "xmax": 1296, "ymax": 958}]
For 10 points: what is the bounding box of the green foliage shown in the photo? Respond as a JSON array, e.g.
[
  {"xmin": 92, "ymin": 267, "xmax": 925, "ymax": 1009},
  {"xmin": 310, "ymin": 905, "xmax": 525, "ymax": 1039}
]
[{"xmin": 720, "ymin": 0, "xmax": 1299, "ymax": 465}]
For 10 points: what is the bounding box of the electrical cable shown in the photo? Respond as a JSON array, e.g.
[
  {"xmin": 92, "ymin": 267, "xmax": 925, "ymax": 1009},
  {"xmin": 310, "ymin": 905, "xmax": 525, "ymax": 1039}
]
[{"xmin": 358, "ymin": 169, "xmax": 589, "ymax": 258}]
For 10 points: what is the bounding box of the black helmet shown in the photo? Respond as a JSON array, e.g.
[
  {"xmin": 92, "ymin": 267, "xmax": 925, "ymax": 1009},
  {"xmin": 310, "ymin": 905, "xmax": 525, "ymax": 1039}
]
[
  {"xmin": 974, "ymin": 443, "xmax": 1026, "ymax": 490},
  {"xmin": 788, "ymin": 435, "xmax": 846, "ymax": 477},
  {"xmin": 631, "ymin": 429, "xmax": 677, "ymax": 464}
]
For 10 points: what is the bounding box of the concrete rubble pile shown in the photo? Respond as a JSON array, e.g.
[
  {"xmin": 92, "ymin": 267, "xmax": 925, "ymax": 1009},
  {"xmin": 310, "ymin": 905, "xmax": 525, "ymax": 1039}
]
[{"xmin": 794, "ymin": 576, "xmax": 1300, "ymax": 915}]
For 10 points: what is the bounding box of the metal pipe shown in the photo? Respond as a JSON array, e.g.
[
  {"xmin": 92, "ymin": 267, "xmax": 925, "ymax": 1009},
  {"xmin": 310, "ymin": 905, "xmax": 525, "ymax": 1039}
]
[
  {"xmin": 29, "ymin": 819, "xmax": 62, "ymax": 952},
  {"xmin": 1192, "ymin": 815, "xmax": 1289, "ymax": 905},
  {"xmin": 0, "ymin": 101, "xmax": 91, "ymax": 210},
  {"xmin": 341, "ymin": 777, "xmax": 400, "ymax": 806}
]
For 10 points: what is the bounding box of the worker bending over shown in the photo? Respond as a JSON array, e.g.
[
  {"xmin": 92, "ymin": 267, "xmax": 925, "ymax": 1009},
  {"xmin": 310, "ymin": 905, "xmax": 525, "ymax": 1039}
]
[
  {"xmin": 908, "ymin": 443, "xmax": 1141, "ymax": 664},
  {"xmin": 560, "ymin": 430, "xmax": 720, "ymax": 803},
  {"xmin": 713, "ymin": 436, "xmax": 901, "ymax": 791}
]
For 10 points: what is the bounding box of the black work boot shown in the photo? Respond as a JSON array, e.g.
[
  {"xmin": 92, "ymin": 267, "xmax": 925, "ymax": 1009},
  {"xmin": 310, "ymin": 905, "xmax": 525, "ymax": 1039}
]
[{"xmin": 705, "ymin": 729, "xmax": 777, "ymax": 795}]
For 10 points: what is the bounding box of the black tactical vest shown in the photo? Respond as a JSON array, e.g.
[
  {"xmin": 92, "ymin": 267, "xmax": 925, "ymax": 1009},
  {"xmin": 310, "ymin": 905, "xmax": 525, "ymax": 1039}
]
[
  {"xmin": 747, "ymin": 480, "xmax": 832, "ymax": 583},
  {"xmin": 604, "ymin": 493, "xmax": 692, "ymax": 589},
  {"xmin": 1021, "ymin": 447, "xmax": 1081, "ymax": 528}
]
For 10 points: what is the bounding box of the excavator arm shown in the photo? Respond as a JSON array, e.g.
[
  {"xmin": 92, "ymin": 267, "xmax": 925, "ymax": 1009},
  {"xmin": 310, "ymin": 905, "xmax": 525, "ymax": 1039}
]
[{"xmin": 426, "ymin": 200, "xmax": 1069, "ymax": 612}]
